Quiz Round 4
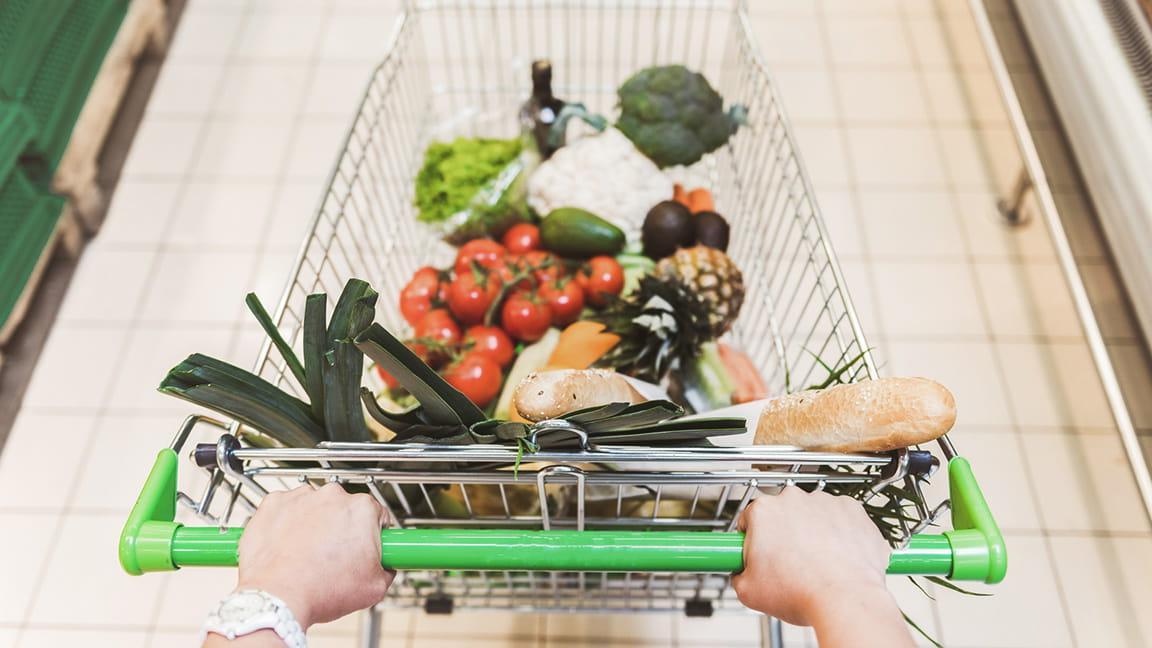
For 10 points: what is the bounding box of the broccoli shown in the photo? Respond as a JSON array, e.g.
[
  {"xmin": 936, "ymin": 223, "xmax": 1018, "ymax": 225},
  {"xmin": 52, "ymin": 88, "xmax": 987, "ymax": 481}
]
[{"xmin": 616, "ymin": 65, "xmax": 746, "ymax": 168}]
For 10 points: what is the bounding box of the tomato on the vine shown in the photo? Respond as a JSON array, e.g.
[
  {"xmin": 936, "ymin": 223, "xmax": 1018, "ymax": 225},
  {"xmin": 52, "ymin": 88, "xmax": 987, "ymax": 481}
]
[
  {"xmin": 442, "ymin": 352, "xmax": 503, "ymax": 407},
  {"xmin": 447, "ymin": 268, "xmax": 500, "ymax": 326},
  {"xmin": 493, "ymin": 254, "xmax": 533, "ymax": 291},
  {"xmin": 579, "ymin": 256, "xmax": 624, "ymax": 307},
  {"xmin": 501, "ymin": 223, "xmax": 541, "ymax": 254},
  {"xmin": 464, "ymin": 325, "xmax": 515, "ymax": 368},
  {"xmin": 454, "ymin": 239, "xmax": 506, "ymax": 275},
  {"xmin": 400, "ymin": 266, "xmax": 446, "ymax": 326},
  {"xmin": 500, "ymin": 291, "xmax": 552, "ymax": 342},
  {"xmin": 537, "ymin": 278, "xmax": 585, "ymax": 327},
  {"xmin": 521, "ymin": 250, "xmax": 564, "ymax": 283},
  {"xmin": 413, "ymin": 308, "xmax": 460, "ymax": 364}
]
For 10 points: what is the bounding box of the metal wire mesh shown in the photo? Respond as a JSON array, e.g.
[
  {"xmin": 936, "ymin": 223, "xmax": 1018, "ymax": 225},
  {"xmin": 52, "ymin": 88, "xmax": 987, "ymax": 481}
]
[{"xmin": 169, "ymin": 0, "xmax": 952, "ymax": 616}]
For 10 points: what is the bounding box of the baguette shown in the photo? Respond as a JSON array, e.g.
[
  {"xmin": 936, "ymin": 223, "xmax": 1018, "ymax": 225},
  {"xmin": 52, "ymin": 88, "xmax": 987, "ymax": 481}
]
[
  {"xmin": 754, "ymin": 377, "xmax": 955, "ymax": 452},
  {"xmin": 513, "ymin": 368, "xmax": 645, "ymax": 422}
]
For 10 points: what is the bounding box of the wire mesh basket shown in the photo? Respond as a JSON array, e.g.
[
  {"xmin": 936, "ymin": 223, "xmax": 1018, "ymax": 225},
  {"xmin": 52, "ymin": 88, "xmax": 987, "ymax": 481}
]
[{"xmin": 121, "ymin": 1, "xmax": 1005, "ymax": 645}]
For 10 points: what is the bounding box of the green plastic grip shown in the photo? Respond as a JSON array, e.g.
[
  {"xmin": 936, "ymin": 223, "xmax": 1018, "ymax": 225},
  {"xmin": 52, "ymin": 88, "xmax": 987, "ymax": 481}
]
[{"xmin": 120, "ymin": 450, "xmax": 1006, "ymax": 582}]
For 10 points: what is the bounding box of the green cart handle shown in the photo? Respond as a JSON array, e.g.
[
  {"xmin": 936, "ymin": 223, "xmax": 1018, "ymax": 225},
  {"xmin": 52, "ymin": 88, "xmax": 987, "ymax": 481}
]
[{"xmin": 120, "ymin": 450, "xmax": 1006, "ymax": 583}]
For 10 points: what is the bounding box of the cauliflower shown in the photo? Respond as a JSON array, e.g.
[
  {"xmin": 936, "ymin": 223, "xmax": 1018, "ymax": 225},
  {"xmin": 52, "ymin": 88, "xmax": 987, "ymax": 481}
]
[
  {"xmin": 528, "ymin": 127, "xmax": 672, "ymax": 237},
  {"xmin": 616, "ymin": 65, "xmax": 746, "ymax": 168}
]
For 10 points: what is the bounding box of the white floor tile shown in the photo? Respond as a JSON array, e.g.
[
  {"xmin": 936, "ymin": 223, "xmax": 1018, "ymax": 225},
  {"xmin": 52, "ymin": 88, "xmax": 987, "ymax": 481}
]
[
  {"xmin": 1108, "ymin": 536, "xmax": 1152, "ymax": 646},
  {"xmin": 937, "ymin": 126, "xmax": 1020, "ymax": 191},
  {"xmin": 544, "ymin": 613, "xmax": 673, "ymax": 645},
  {"xmin": 676, "ymin": 613, "xmax": 761, "ymax": 646},
  {"xmin": 846, "ymin": 127, "xmax": 947, "ymax": 187},
  {"xmin": 824, "ymin": 16, "xmax": 915, "ymax": 67},
  {"xmin": 792, "ymin": 126, "xmax": 850, "ymax": 188},
  {"xmin": 249, "ymin": 251, "xmax": 297, "ymax": 313},
  {"xmin": 145, "ymin": 61, "xmax": 227, "ymax": 117},
  {"xmin": 0, "ymin": 513, "xmax": 59, "ymax": 623},
  {"xmin": 935, "ymin": 535, "xmax": 1073, "ymax": 647},
  {"xmin": 883, "ymin": 340, "xmax": 1012, "ymax": 426},
  {"xmin": 120, "ymin": 118, "xmax": 204, "ymax": 179},
  {"xmin": 974, "ymin": 261, "xmax": 1080, "ymax": 340},
  {"xmin": 920, "ymin": 70, "xmax": 971, "ymax": 124},
  {"xmin": 284, "ymin": 118, "xmax": 349, "ymax": 181},
  {"xmin": 856, "ymin": 191, "xmax": 965, "ymax": 260},
  {"xmin": 0, "ymin": 414, "xmax": 95, "ymax": 511},
  {"xmin": 138, "ymin": 250, "xmax": 259, "ymax": 325},
  {"xmin": 94, "ymin": 181, "xmax": 182, "ymax": 248},
  {"xmin": 265, "ymin": 182, "xmax": 323, "ymax": 252},
  {"xmin": 303, "ymin": 64, "xmax": 372, "ymax": 119},
  {"xmin": 871, "ymin": 260, "xmax": 986, "ymax": 337},
  {"xmin": 166, "ymin": 9, "xmax": 245, "ymax": 62},
  {"xmin": 952, "ymin": 191, "xmax": 1055, "ymax": 261},
  {"xmin": 147, "ymin": 629, "xmax": 204, "ymax": 647},
  {"xmin": 1049, "ymin": 535, "xmax": 1148, "ymax": 648},
  {"xmin": 214, "ymin": 63, "xmax": 312, "ymax": 117},
  {"xmin": 928, "ymin": 428, "xmax": 1042, "ymax": 531},
  {"xmin": 748, "ymin": 16, "xmax": 828, "ymax": 66},
  {"xmin": 0, "ymin": 628, "xmax": 15, "ymax": 648},
  {"xmin": 409, "ymin": 610, "xmax": 540, "ymax": 639},
  {"xmin": 71, "ymin": 415, "xmax": 185, "ymax": 513},
  {"xmin": 20, "ymin": 325, "xmax": 129, "ymax": 410},
  {"xmin": 27, "ymin": 514, "xmax": 168, "ymax": 627},
  {"xmin": 822, "ymin": 0, "xmax": 902, "ymax": 14},
  {"xmin": 838, "ymin": 259, "xmax": 884, "ymax": 339},
  {"xmin": 905, "ymin": 16, "xmax": 953, "ymax": 68},
  {"xmin": 414, "ymin": 637, "xmax": 536, "ymax": 648},
  {"xmin": 996, "ymin": 341, "xmax": 1113, "ymax": 429},
  {"xmin": 319, "ymin": 12, "xmax": 401, "ymax": 62},
  {"xmin": 234, "ymin": 8, "xmax": 326, "ymax": 61},
  {"xmin": 56, "ymin": 249, "xmax": 156, "ymax": 323},
  {"xmin": 1020, "ymin": 433, "xmax": 1150, "ymax": 533},
  {"xmin": 939, "ymin": 9, "xmax": 993, "ymax": 71},
  {"xmin": 192, "ymin": 118, "xmax": 295, "ymax": 180},
  {"xmin": 153, "ymin": 567, "xmax": 238, "ymax": 629},
  {"xmin": 772, "ymin": 67, "xmax": 839, "ymax": 124},
  {"xmin": 815, "ymin": 190, "xmax": 864, "ymax": 258},
  {"xmin": 834, "ymin": 68, "xmax": 929, "ymax": 124},
  {"xmin": 18, "ymin": 628, "xmax": 150, "ymax": 648},
  {"xmin": 168, "ymin": 181, "xmax": 277, "ymax": 250},
  {"xmin": 955, "ymin": 70, "xmax": 1011, "ymax": 127},
  {"xmin": 108, "ymin": 326, "xmax": 236, "ymax": 412}
]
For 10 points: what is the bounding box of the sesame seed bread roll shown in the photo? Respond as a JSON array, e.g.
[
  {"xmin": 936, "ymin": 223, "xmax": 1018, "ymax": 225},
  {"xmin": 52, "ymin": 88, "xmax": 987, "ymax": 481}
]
[
  {"xmin": 513, "ymin": 369, "xmax": 646, "ymax": 422},
  {"xmin": 754, "ymin": 377, "xmax": 956, "ymax": 452}
]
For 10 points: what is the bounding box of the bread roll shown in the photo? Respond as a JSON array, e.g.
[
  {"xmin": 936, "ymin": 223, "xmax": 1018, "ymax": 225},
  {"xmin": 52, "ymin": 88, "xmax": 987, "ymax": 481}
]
[
  {"xmin": 513, "ymin": 369, "xmax": 645, "ymax": 422},
  {"xmin": 754, "ymin": 377, "xmax": 955, "ymax": 452}
]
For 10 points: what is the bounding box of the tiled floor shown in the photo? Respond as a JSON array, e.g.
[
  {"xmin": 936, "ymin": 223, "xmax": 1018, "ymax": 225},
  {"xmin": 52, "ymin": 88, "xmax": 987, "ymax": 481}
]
[{"xmin": 1, "ymin": 0, "xmax": 1150, "ymax": 646}]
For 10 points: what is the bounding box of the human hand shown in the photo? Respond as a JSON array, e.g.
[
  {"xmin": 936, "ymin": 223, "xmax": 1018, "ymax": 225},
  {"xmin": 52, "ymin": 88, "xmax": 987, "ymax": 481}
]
[
  {"xmin": 235, "ymin": 483, "xmax": 394, "ymax": 628},
  {"xmin": 732, "ymin": 487, "xmax": 891, "ymax": 626}
]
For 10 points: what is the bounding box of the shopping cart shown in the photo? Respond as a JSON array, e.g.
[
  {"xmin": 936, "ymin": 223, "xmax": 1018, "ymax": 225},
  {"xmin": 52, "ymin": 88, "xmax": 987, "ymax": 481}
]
[{"xmin": 119, "ymin": 1, "xmax": 1006, "ymax": 646}]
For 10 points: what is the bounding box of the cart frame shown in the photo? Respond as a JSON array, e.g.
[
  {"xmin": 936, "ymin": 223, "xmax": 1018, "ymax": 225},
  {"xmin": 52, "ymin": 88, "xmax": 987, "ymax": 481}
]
[{"xmin": 120, "ymin": 1, "xmax": 1005, "ymax": 645}]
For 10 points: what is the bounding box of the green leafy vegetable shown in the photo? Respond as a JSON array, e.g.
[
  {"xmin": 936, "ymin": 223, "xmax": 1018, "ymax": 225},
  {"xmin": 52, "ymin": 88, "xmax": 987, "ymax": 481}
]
[{"xmin": 414, "ymin": 137, "xmax": 528, "ymax": 242}]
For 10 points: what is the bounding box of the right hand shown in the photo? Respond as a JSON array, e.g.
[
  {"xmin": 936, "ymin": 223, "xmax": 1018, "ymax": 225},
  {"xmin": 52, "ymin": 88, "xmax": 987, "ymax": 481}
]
[
  {"xmin": 732, "ymin": 487, "xmax": 891, "ymax": 626},
  {"xmin": 235, "ymin": 483, "xmax": 395, "ymax": 628}
]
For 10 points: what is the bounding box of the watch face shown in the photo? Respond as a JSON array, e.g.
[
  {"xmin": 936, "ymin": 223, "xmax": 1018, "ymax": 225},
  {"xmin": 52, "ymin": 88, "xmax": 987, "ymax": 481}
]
[{"xmin": 219, "ymin": 592, "xmax": 269, "ymax": 622}]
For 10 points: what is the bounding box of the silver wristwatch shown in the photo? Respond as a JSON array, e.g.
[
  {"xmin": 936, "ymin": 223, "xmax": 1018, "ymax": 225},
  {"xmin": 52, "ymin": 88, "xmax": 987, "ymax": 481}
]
[{"xmin": 202, "ymin": 590, "xmax": 307, "ymax": 647}]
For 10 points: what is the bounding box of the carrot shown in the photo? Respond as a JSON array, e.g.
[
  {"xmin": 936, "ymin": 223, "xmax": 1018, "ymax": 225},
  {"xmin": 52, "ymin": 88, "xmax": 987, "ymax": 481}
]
[
  {"xmin": 717, "ymin": 342, "xmax": 768, "ymax": 403},
  {"xmin": 545, "ymin": 321, "xmax": 620, "ymax": 370},
  {"xmin": 687, "ymin": 187, "xmax": 715, "ymax": 214},
  {"xmin": 672, "ymin": 183, "xmax": 689, "ymax": 207}
]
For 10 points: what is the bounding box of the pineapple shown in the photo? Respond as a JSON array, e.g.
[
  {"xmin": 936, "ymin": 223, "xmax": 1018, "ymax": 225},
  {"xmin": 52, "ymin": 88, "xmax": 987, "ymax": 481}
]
[
  {"xmin": 593, "ymin": 276, "xmax": 714, "ymax": 383},
  {"xmin": 654, "ymin": 246, "xmax": 745, "ymax": 336}
]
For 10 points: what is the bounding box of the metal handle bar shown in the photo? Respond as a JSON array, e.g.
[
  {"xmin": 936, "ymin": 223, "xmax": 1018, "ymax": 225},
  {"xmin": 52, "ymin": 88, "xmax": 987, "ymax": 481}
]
[{"xmin": 120, "ymin": 449, "xmax": 1006, "ymax": 583}]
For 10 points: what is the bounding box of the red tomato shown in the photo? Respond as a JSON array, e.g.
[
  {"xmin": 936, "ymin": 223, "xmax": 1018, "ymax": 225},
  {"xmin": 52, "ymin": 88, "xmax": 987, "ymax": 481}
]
[
  {"xmin": 500, "ymin": 292, "xmax": 552, "ymax": 342},
  {"xmin": 454, "ymin": 239, "xmax": 506, "ymax": 275},
  {"xmin": 400, "ymin": 266, "xmax": 446, "ymax": 326},
  {"xmin": 493, "ymin": 254, "xmax": 533, "ymax": 291},
  {"xmin": 537, "ymin": 278, "xmax": 585, "ymax": 327},
  {"xmin": 374, "ymin": 363, "xmax": 399, "ymax": 390},
  {"xmin": 413, "ymin": 309, "xmax": 461, "ymax": 364},
  {"xmin": 581, "ymin": 256, "xmax": 625, "ymax": 307},
  {"xmin": 465, "ymin": 325, "xmax": 515, "ymax": 368},
  {"xmin": 521, "ymin": 250, "xmax": 564, "ymax": 283},
  {"xmin": 443, "ymin": 352, "xmax": 503, "ymax": 407},
  {"xmin": 501, "ymin": 223, "xmax": 541, "ymax": 254},
  {"xmin": 447, "ymin": 269, "xmax": 500, "ymax": 326}
]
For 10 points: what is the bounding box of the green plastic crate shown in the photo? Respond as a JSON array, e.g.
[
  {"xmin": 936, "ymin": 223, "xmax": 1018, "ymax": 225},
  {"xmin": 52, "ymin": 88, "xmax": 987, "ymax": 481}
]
[
  {"xmin": 0, "ymin": 0, "xmax": 78, "ymax": 100},
  {"xmin": 19, "ymin": 0, "xmax": 128, "ymax": 167},
  {"xmin": 0, "ymin": 169, "xmax": 65, "ymax": 331}
]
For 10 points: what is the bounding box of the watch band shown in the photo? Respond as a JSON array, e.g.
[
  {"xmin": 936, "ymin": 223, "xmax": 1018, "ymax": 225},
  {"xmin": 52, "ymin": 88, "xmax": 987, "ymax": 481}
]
[{"xmin": 202, "ymin": 590, "xmax": 307, "ymax": 648}]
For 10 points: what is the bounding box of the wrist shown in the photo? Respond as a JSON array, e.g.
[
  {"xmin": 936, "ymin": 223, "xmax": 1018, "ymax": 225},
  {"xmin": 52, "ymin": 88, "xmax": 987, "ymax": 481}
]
[
  {"xmin": 234, "ymin": 581, "xmax": 314, "ymax": 630},
  {"xmin": 806, "ymin": 581, "xmax": 894, "ymax": 624}
]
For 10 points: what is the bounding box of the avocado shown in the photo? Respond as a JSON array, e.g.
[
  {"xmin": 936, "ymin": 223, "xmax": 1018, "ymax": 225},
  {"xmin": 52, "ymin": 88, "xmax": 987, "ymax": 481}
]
[
  {"xmin": 540, "ymin": 207, "xmax": 626, "ymax": 257},
  {"xmin": 694, "ymin": 211, "xmax": 730, "ymax": 251},
  {"xmin": 641, "ymin": 200, "xmax": 695, "ymax": 259}
]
